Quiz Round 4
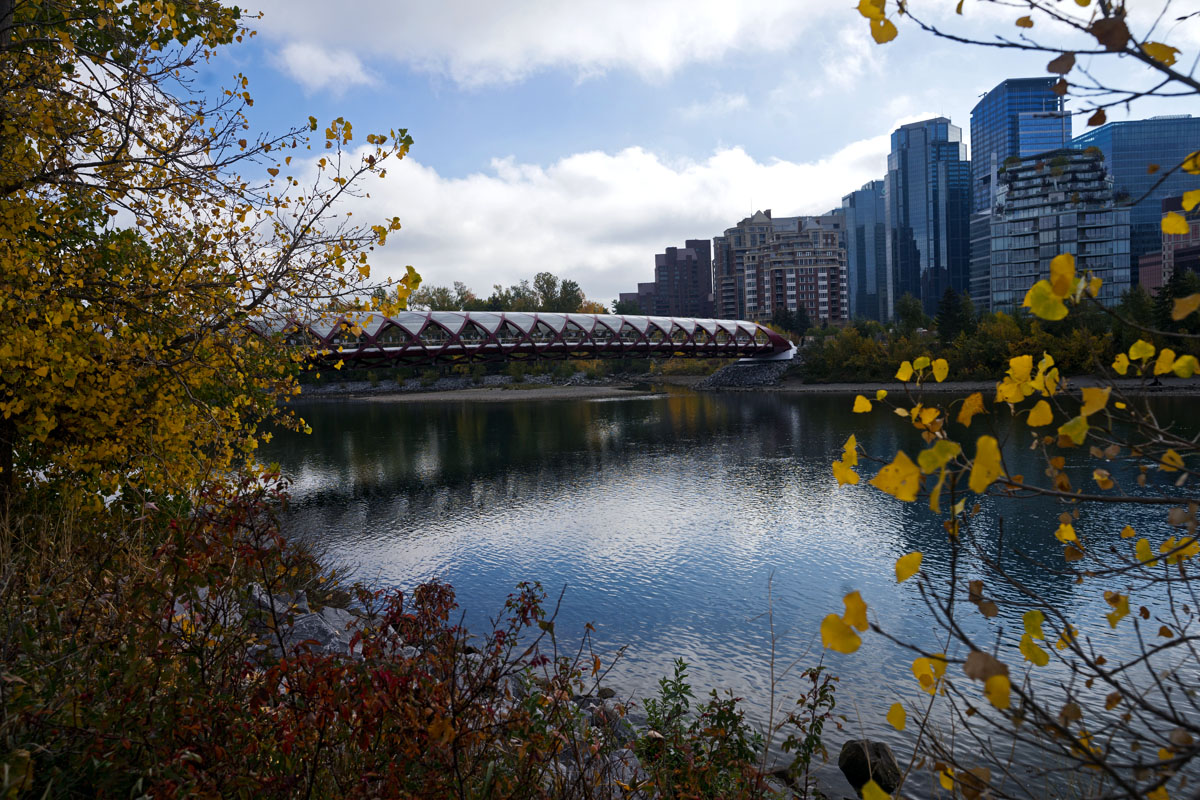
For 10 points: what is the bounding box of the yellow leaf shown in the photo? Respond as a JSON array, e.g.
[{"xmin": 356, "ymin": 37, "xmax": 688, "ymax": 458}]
[
  {"xmin": 895, "ymin": 361, "xmax": 914, "ymax": 381},
  {"xmin": 1087, "ymin": 275, "xmax": 1102, "ymax": 297},
  {"xmin": 1027, "ymin": 400, "xmax": 1053, "ymax": 427},
  {"xmin": 1183, "ymin": 190, "xmax": 1200, "ymax": 212},
  {"xmin": 1160, "ymin": 449, "xmax": 1184, "ymax": 472},
  {"xmin": 861, "ymin": 780, "xmax": 892, "ymax": 800},
  {"xmin": 1154, "ymin": 348, "xmax": 1177, "ymax": 376},
  {"xmin": 1049, "ymin": 252, "xmax": 1076, "ymax": 297},
  {"xmin": 1023, "ymin": 609, "xmax": 1046, "ymax": 639},
  {"xmin": 875, "ymin": 388, "xmax": 888, "ymax": 400},
  {"xmin": 1016, "ymin": 15, "xmax": 1033, "ymax": 28},
  {"xmin": 1142, "ymin": 41, "xmax": 1180, "ymax": 66},
  {"xmin": 835, "ymin": 460, "xmax": 864, "ymax": 484},
  {"xmin": 1172, "ymin": 293, "xmax": 1200, "ymax": 320},
  {"xmin": 842, "ymin": 434, "xmax": 858, "ymax": 467},
  {"xmin": 820, "ymin": 613, "xmax": 861, "ymax": 653},
  {"xmin": 1136, "ymin": 537, "xmax": 1159, "ymax": 567},
  {"xmin": 1172, "ymin": 354, "xmax": 1198, "ymax": 378},
  {"xmin": 870, "ymin": 16, "xmax": 898, "ymax": 43},
  {"xmin": 1184, "ymin": 151, "xmax": 1200, "ymax": 175},
  {"xmin": 1019, "ymin": 633, "xmax": 1050, "ymax": 666},
  {"xmin": 1055, "ymin": 624, "xmax": 1077, "ymax": 650},
  {"xmin": 913, "ymin": 356, "xmax": 931, "ymax": 371},
  {"xmin": 1104, "ymin": 591, "xmax": 1129, "ymax": 628},
  {"xmin": 856, "ymin": 0, "xmax": 886, "ymax": 20},
  {"xmin": 1055, "ymin": 522, "xmax": 1078, "ymax": 543},
  {"xmin": 1023, "ymin": 280, "xmax": 1068, "ymax": 320},
  {"xmin": 853, "ymin": 395, "xmax": 873, "ymax": 413},
  {"xmin": 984, "ymin": 674, "xmax": 1011, "ymax": 709},
  {"xmin": 1008, "ymin": 354, "xmax": 1033, "ymax": 383},
  {"xmin": 1080, "ymin": 386, "xmax": 1110, "ymax": 415},
  {"xmin": 1093, "ymin": 469, "xmax": 1114, "ymax": 490},
  {"xmin": 870, "ymin": 451, "xmax": 922, "ymax": 502},
  {"xmin": 1146, "ymin": 786, "xmax": 1169, "ymax": 800},
  {"xmin": 886, "ymin": 702, "xmax": 906, "ymax": 731},
  {"xmin": 912, "ymin": 654, "xmax": 946, "ymax": 694},
  {"xmin": 895, "ymin": 551, "xmax": 923, "ymax": 583},
  {"xmin": 1058, "ymin": 415, "xmax": 1089, "ymax": 445},
  {"xmin": 267, "ymin": 167, "xmax": 279, "ymax": 177},
  {"xmin": 1129, "ymin": 339, "xmax": 1156, "ymax": 361},
  {"xmin": 939, "ymin": 768, "xmax": 955, "ymax": 790},
  {"xmin": 969, "ymin": 435, "xmax": 1003, "ymax": 493},
  {"xmin": 1120, "ymin": 525, "xmax": 1136, "ymax": 539},
  {"xmin": 1112, "ymin": 353, "xmax": 1130, "ymax": 375},
  {"xmin": 957, "ymin": 392, "xmax": 986, "ymax": 427},
  {"xmin": 843, "ymin": 591, "xmax": 868, "ymax": 631},
  {"xmin": 932, "ymin": 358, "xmax": 949, "ymax": 383},
  {"xmin": 917, "ymin": 439, "xmax": 961, "ymax": 474},
  {"xmin": 1162, "ymin": 212, "xmax": 1190, "ymax": 235}
]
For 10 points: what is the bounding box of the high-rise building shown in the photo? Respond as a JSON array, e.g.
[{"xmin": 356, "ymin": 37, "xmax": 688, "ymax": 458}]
[
  {"xmin": 885, "ymin": 117, "xmax": 972, "ymax": 316},
  {"xmin": 969, "ymin": 212, "xmax": 993, "ymax": 311},
  {"xmin": 1071, "ymin": 115, "xmax": 1200, "ymax": 284},
  {"xmin": 713, "ymin": 210, "xmax": 847, "ymax": 323},
  {"xmin": 970, "ymin": 78, "xmax": 1070, "ymax": 214},
  {"xmin": 989, "ymin": 148, "xmax": 1129, "ymax": 310},
  {"xmin": 842, "ymin": 180, "xmax": 890, "ymax": 321},
  {"xmin": 1159, "ymin": 195, "xmax": 1200, "ymax": 291},
  {"xmin": 650, "ymin": 240, "xmax": 714, "ymax": 318},
  {"xmin": 617, "ymin": 282, "xmax": 656, "ymax": 314}
]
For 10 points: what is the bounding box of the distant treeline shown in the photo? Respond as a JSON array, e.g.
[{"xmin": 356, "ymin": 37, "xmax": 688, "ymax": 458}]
[
  {"xmin": 400, "ymin": 272, "xmax": 609, "ymax": 314},
  {"xmin": 799, "ymin": 270, "xmax": 1200, "ymax": 382}
]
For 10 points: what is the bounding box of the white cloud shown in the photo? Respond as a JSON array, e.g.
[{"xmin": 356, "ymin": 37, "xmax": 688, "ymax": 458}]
[
  {"xmin": 678, "ymin": 92, "xmax": 748, "ymax": 121},
  {"xmin": 330, "ymin": 130, "xmax": 899, "ymax": 303},
  {"xmin": 275, "ymin": 42, "xmax": 376, "ymax": 94},
  {"xmin": 254, "ymin": 0, "xmax": 839, "ymax": 87}
]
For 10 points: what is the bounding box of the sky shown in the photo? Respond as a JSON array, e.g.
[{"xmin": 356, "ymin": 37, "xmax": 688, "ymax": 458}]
[{"xmin": 212, "ymin": 0, "xmax": 1200, "ymax": 306}]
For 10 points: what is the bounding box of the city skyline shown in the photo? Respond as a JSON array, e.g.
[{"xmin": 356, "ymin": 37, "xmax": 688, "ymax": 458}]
[{"xmin": 223, "ymin": 1, "xmax": 1198, "ymax": 304}]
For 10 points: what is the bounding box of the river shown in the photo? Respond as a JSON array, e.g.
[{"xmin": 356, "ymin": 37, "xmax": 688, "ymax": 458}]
[{"xmin": 261, "ymin": 386, "xmax": 1196, "ymax": 795}]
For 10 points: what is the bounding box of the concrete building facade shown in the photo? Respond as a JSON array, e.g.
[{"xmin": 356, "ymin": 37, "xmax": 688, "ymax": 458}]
[
  {"xmin": 713, "ymin": 210, "xmax": 847, "ymax": 324},
  {"xmin": 653, "ymin": 240, "xmax": 714, "ymax": 318}
]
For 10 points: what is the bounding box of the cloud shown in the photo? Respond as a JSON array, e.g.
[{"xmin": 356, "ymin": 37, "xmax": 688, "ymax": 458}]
[
  {"xmin": 678, "ymin": 92, "xmax": 748, "ymax": 121},
  {"xmin": 253, "ymin": 0, "xmax": 839, "ymax": 87},
  {"xmin": 329, "ymin": 131, "xmax": 898, "ymax": 303},
  {"xmin": 275, "ymin": 42, "xmax": 376, "ymax": 94}
]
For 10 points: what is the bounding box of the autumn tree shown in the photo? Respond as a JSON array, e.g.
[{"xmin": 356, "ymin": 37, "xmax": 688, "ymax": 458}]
[
  {"xmin": 821, "ymin": 3, "xmax": 1200, "ymax": 798},
  {"xmin": 0, "ymin": 0, "xmax": 417, "ymax": 503}
]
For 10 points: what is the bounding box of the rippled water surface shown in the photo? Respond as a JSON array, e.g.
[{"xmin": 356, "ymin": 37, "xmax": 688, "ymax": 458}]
[{"xmin": 262, "ymin": 388, "xmax": 1196, "ymax": 793}]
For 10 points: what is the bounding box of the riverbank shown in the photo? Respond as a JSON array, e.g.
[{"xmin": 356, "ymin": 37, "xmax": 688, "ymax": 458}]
[
  {"xmin": 297, "ymin": 373, "xmax": 707, "ymax": 403},
  {"xmin": 294, "ymin": 370, "xmax": 1200, "ymax": 403}
]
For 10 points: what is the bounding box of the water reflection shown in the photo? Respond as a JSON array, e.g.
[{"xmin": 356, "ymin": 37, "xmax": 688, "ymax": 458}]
[{"xmin": 264, "ymin": 390, "xmax": 1196, "ymax": 795}]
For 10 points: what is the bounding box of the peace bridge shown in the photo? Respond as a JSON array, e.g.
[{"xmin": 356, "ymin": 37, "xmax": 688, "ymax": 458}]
[{"xmin": 276, "ymin": 311, "xmax": 794, "ymax": 368}]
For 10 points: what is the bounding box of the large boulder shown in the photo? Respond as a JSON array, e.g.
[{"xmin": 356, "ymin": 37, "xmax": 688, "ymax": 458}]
[{"xmin": 838, "ymin": 739, "xmax": 902, "ymax": 796}]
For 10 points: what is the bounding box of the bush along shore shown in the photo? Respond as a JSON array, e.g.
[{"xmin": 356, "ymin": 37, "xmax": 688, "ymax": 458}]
[{"xmin": 2, "ymin": 476, "xmax": 861, "ymax": 799}]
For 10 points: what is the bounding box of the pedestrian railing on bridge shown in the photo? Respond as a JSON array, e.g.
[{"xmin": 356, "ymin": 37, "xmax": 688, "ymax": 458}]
[{"xmin": 267, "ymin": 311, "xmax": 792, "ymax": 367}]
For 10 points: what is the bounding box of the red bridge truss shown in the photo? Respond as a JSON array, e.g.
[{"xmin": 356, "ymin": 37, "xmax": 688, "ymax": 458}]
[{"xmin": 272, "ymin": 311, "xmax": 793, "ymax": 367}]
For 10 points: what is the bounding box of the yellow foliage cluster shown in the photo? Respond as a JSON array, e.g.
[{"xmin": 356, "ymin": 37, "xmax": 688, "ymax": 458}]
[{"xmin": 0, "ymin": 1, "xmax": 418, "ymax": 502}]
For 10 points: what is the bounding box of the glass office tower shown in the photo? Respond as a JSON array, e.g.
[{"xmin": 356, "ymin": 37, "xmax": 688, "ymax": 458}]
[
  {"xmin": 970, "ymin": 78, "xmax": 1069, "ymax": 214},
  {"xmin": 1072, "ymin": 115, "xmax": 1200, "ymax": 282},
  {"xmin": 886, "ymin": 118, "xmax": 972, "ymax": 316},
  {"xmin": 842, "ymin": 180, "xmax": 890, "ymax": 321}
]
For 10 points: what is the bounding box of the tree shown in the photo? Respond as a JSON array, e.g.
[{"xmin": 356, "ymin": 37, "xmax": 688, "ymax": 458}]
[
  {"xmin": 613, "ymin": 298, "xmax": 642, "ymax": 315},
  {"xmin": 935, "ymin": 287, "xmax": 964, "ymax": 345},
  {"xmin": 825, "ymin": 5, "xmax": 1200, "ymax": 798},
  {"xmin": 894, "ymin": 293, "xmax": 927, "ymax": 338},
  {"xmin": 0, "ymin": 1, "xmax": 417, "ymax": 502}
]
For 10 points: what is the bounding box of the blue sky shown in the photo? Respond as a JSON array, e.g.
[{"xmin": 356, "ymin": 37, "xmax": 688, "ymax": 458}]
[{"xmin": 217, "ymin": 0, "xmax": 1198, "ymax": 305}]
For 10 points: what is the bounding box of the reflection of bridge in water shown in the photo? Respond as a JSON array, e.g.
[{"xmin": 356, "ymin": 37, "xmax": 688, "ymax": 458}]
[{"xmin": 281, "ymin": 311, "xmax": 793, "ymax": 367}]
